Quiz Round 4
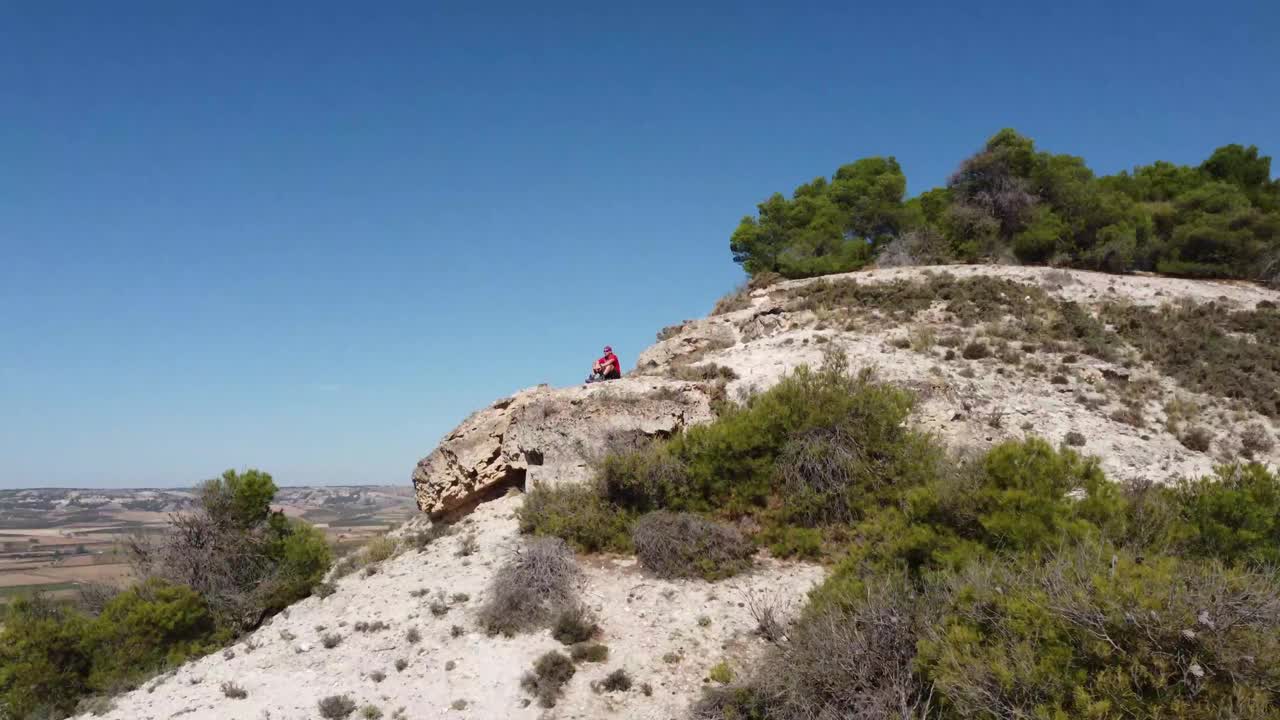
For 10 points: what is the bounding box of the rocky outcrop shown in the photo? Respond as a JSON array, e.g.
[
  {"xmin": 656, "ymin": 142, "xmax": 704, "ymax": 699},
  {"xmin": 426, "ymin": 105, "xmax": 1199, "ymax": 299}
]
[{"xmin": 412, "ymin": 378, "xmax": 714, "ymax": 517}]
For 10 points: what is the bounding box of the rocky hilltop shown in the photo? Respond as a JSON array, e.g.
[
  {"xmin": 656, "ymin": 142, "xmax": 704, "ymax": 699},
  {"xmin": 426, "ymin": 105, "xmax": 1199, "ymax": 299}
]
[
  {"xmin": 414, "ymin": 264, "xmax": 1279, "ymax": 517},
  {"xmin": 80, "ymin": 265, "xmax": 1279, "ymax": 720}
]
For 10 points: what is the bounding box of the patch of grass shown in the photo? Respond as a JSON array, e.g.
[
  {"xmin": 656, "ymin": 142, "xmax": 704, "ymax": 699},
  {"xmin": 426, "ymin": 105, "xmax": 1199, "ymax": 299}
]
[
  {"xmin": 405, "ymin": 627, "xmax": 421, "ymax": 644},
  {"xmin": 369, "ymin": 670, "xmax": 385, "ymax": 683},
  {"xmin": 394, "ymin": 658, "xmax": 408, "ymax": 672},
  {"xmin": 632, "ymin": 511, "xmax": 755, "ymax": 581},
  {"xmin": 961, "ymin": 341, "xmax": 990, "ymax": 360},
  {"xmin": 360, "ymin": 706, "xmax": 383, "ymax": 720},
  {"xmin": 708, "ymin": 661, "xmax": 734, "ymax": 684},
  {"xmin": 321, "ymin": 633, "xmax": 342, "ymax": 649},
  {"xmin": 1063, "ymin": 431, "xmax": 1086, "ymax": 447},
  {"xmin": 220, "ymin": 681, "xmax": 247, "ymax": 699}
]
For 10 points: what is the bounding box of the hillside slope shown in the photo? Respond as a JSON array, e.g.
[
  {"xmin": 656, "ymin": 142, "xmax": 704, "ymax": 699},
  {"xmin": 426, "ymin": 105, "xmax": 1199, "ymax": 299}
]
[{"xmin": 77, "ymin": 266, "xmax": 1279, "ymax": 720}]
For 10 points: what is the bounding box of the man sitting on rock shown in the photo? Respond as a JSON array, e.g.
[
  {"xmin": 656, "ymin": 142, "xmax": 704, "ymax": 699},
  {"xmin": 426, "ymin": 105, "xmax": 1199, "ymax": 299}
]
[{"xmin": 586, "ymin": 345, "xmax": 622, "ymax": 383}]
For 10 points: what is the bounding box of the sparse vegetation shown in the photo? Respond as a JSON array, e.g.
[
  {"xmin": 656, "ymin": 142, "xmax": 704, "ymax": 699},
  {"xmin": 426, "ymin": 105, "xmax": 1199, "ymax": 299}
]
[
  {"xmin": 360, "ymin": 705, "xmax": 383, "ymax": 720},
  {"xmin": 394, "ymin": 658, "xmax": 408, "ymax": 672},
  {"xmin": 405, "ymin": 626, "xmax": 421, "ymax": 644},
  {"xmin": 368, "ymin": 670, "xmax": 385, "ymax": 683},
  {"xmin": 321, "ymin": 632, "xmax": 342, "ymax": 649}
]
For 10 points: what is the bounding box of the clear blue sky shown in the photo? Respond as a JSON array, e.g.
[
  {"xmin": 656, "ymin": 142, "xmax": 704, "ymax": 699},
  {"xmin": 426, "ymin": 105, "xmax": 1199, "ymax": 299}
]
[{"xmin": 2, "ymin": 1, "xmax": 1276, "ymax": 489}]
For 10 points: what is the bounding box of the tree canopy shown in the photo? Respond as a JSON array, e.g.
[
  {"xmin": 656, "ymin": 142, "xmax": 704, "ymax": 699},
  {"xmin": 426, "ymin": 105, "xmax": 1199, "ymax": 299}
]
[{"xmin": 730, "ymin": 130, "xmax": 1280, "ymax": 284}]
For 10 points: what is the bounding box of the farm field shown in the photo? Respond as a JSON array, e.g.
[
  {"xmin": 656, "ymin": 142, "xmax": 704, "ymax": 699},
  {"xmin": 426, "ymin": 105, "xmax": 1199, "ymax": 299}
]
[{"xmin": 0, "ymin": 486, "xmax": 417, "ymax": 603}]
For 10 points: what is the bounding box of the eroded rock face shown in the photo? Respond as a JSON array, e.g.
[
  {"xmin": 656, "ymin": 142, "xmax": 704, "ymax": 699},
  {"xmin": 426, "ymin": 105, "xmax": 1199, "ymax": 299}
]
[{"xmin": 412, "ymin": 378, "xmax": 714, "ymax": 517}]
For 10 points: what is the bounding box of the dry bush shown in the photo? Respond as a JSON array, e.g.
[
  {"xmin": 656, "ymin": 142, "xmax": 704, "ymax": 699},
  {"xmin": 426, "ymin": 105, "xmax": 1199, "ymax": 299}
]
[
  {"xmin": 745, "ymin": 591, "xmax": 788, "ymax": 643},
  {"xmin": 521, "ymin": 650, "xmax": 576, "ymax": 708},
  {"xmin": 875, "ymin": 227, "xmax": 952, "ymax": 268},
  {"xmin": 599, "ymin": 668, "xmax": 632, "ymax": 692},
  {"xmin": 1181, "ymin": 425, "xmax": 1214, "ymax": 452},
  {"xmin": 318, "ymin": 694, "xmax": 357, "ymax": 719},
  {"xmin": 711, "ymin": 284, "xmax": 752, "ymax": 316},
  {"xmin": 570, "ymin": 642, "xmax": 609, "ymax": 663},
  {"xmin": 775, "ymin": 426, "xmax": 866, "ymax": 525},
  {"xmin": 698, "ymin": 582, "xmax": 934, "ymax": 720},
  {"xmin": 477, "ymin": 538, "xmax": 580, "ymax": 637},
  {"xmin": 632, "ymin": 511, "xmax": 754, "ymax": 581},
  {"xmin": 552, "ymin": 603, "xmax": 599, "ymax": 645},
  {"xmin": 669, "ymin": 362, "xmax": 739, "ymax": 383},
  {"xmin": 76, "ymin": 583, "xmax": 121, "ymax": 616},
  {"xmin": 1241, "ymin": 423, "xmax": 1275, "ymax": 458},
  {"xmin": 126, "ymin": 508, "xmax": 276, "ymax": 631}
]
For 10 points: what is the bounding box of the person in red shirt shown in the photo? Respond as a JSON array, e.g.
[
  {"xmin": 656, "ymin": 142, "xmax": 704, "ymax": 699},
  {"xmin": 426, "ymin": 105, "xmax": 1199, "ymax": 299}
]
[{"xmin": 587, "ymin": 346, "xmax": 622, "ymax": 383}]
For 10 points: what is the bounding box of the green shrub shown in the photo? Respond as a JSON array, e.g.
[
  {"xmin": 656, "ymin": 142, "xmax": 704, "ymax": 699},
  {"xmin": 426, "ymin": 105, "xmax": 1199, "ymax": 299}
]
[
  {"xmin": 82, "ymin": 580, "xmax": 222, "ymax": 693},
  {"xmin": 1175, "ymin": 463, "xmax": 1280, "ymax": 566},
  {"xmin": 917, "ymin": 550, "xmax": 1280, "ymax": 719},
  {"xmin": 263, "ymin": 519, "xmax": 333, "ymax": 612},
  {"xmin": 517, "ymin": 483, "xmax": 633, "ymax": 552},
  {"xmin": 605, "ymin": 354, "xmax": 922, "ymax": 518},
  {"xmin": 758, "ymin": 525, "xmax": 823, "ymax": 559},
  {"xmin": 0, "ymin": 581, "xmax": 223, "ymax": 719},
  {"xmin": 0, "ymin": 596, "xmax": 93, "ymax": 719},
  {"xmin": 632, "ymin": 511, "xmax": 754, "ymax": 581}
]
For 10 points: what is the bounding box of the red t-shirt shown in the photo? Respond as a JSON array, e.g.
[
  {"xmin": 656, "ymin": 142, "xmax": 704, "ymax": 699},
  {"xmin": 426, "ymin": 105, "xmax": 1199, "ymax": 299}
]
[{"xmin": 597, "ymin": 352, "xmax": 620, "ymax": 375}]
